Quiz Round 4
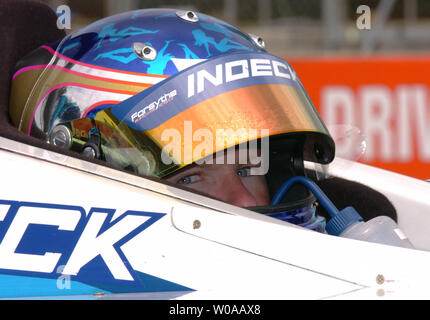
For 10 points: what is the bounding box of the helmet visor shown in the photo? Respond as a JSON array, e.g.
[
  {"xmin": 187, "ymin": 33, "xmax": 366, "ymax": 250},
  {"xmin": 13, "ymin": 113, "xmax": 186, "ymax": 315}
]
[{"xmin": 70, "ymin": 52, "xmax": 335, "ymax": 178}]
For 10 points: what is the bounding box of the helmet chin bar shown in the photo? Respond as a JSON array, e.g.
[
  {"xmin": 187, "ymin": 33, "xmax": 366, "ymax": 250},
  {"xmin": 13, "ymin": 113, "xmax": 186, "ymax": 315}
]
[
  {"xmin": 265, "ymin": 134, "xmax": 307, "ymax": 198},
  {"xmin": 247, "ymin": 135, "xmax": 327, "ymax": 233}
]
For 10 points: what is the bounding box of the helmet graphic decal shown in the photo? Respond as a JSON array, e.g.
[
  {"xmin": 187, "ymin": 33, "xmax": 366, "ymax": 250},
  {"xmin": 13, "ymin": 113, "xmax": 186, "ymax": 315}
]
[
  {"xmin": 94, "ymin": 24, "xmax": 159, "ymax": 49},
  {"xmin": 191, "ymin": 29, "xmax": 253, "ymax": 57}
]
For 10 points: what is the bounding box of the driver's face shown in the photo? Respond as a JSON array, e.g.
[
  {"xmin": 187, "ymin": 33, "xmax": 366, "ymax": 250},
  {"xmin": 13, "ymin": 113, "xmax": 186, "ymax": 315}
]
[{"xmin": 165, "ymin": 149, "xmax": 270, "ymax": 208}]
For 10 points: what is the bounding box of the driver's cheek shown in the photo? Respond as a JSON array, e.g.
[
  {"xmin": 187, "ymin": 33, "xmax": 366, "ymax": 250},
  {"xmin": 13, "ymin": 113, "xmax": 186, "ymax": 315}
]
[{"xmin": 217, "ymin": 175, "xmax": 260, "ymax": 208}]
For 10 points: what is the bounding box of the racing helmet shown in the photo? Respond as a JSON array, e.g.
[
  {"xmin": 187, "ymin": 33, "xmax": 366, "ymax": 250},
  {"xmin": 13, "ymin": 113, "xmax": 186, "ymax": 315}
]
[{"xmin": 9, "ymin": 8, "xmax": 335, "ymax": 231}]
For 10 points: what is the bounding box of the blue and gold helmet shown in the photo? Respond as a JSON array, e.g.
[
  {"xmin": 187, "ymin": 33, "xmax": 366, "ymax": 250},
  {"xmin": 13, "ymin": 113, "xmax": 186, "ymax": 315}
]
[{"xmin": 9, "ymin": 8, "xmax": 334, "ymax": 232}]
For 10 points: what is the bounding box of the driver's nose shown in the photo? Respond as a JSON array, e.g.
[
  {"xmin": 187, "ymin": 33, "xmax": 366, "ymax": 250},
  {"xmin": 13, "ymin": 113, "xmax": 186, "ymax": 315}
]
[{"xmin": 220, "ymin": 176, "xmax": 258, "ymax": 208}]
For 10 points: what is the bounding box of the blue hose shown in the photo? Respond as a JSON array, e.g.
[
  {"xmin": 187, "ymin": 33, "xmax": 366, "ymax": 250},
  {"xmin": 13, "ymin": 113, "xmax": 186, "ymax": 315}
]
[{"xmin": 270, "ymin": 176, "xmax": 340, "ymax": 218}]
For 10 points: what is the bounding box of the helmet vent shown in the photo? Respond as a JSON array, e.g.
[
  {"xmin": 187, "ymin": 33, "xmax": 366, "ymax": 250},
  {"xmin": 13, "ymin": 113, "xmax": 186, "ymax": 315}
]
[
  {"xmin": 132, "ymin": 42, "xmax": 157, "ymax": 61},
  {"xmin": 249, "ymin": 33, "xmax": 266, "ymax": 49},
  {"xmin": 176, "ymin": 10, "xmax": 199, "ymax": 22}
]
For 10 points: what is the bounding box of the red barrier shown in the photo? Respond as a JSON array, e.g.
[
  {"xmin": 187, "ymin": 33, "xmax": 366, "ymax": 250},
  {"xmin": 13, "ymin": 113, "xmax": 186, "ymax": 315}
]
[{"xmin": 288, "ymin": 54, "xmax": 430, "ymax": 180}]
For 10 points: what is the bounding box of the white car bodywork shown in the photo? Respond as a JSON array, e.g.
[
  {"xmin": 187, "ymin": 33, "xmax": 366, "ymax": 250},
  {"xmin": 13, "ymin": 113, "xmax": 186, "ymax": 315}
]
[{"xmin": 0, "ymin": 135, "xmax": 429, "ymax": 300}]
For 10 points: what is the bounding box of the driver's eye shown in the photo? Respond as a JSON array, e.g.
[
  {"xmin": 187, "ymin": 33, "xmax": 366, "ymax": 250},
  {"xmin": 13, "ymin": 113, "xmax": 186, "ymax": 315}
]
[
  {"xmin": 178, "ymin": 176, "xmax": 191, "ymax": 184},
  {"xmin": 178, "ymin": 174, "xmax": 199, "ymax": 184}
]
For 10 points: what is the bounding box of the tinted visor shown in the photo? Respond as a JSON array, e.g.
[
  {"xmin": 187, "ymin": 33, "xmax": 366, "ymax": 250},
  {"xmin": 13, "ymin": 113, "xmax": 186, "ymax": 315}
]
[{"xmin": 68, "ymin": 52, "xmax": 334, "ymax": 177}]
